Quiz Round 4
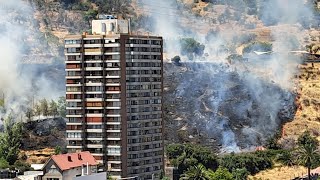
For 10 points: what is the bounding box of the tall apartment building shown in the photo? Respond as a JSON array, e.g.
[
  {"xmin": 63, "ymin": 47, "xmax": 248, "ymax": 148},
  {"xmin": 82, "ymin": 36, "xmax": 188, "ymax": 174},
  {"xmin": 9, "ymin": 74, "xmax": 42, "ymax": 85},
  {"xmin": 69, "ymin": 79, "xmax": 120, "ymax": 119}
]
[{"xmin": 64, "ymin": 16, "xmax": 164, "ymax": 180}]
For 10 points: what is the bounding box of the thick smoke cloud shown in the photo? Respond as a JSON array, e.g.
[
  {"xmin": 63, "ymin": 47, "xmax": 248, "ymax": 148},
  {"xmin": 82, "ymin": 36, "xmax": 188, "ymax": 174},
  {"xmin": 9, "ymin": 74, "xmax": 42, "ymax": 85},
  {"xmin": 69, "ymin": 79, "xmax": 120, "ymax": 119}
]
[
  {"xmin": 0, "ymin": 0, "xmax": 61, "ymax": 121},
  {"xmin": 140, "ymin": 0, "xmax": 309, "ymax": 151}
]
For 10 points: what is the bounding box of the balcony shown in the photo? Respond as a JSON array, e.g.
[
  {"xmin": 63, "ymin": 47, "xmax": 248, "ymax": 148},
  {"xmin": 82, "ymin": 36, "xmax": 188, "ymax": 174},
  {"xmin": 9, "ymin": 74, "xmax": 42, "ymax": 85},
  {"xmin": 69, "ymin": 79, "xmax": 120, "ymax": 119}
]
[
  {"xmin": 84, "ymin": 44, "xmax": 103, "ymax": 48},
  {"xmin": 65, "ymin": 44, "xmax": 81, "ymax": 48},
  {"xmin": 66, "ymin": 106, "xmax": 82, "ymax": 110},
  {"xmin": 85, "ymin": 67, "xmax": 103, "ymax": 71},
  {"xmin": 87, "ymin": 144, "xmax": 103, "ymax": 149},
  {"xmin": 86, "ymin": 113, "xmax": 104, "ymax": 118},
  {"xmin": 86, "ymin": 98, "xmax": 104, "ymax": 102},
  {"xmin": 84, "ymin": 48, "xmax": 103, "ymax": 55},
  {"xmin": 85, "ymin": 82, "xmax": 103, "ymax": 86},
  {"xmin": 87, "ymin": 129, "xmax": 103, "ymax": 133},
  {"xmin": 104, "ymin": 43, "xmax": 120, "ymax": 48},
  {"xmin": 67, "ymin": 145, "xmax": 83, "ymax": 149},
  {"xmin": 66, "ymin": 114, "xmax": 83, "ymax": 118}
]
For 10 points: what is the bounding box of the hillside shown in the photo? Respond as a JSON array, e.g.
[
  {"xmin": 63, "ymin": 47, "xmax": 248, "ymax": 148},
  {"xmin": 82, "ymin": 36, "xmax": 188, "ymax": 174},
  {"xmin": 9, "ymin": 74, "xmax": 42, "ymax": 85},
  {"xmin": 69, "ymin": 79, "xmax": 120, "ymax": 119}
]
[{"xmin": 6, "ymin": 0, "xmax": 317, "ymax": 155}]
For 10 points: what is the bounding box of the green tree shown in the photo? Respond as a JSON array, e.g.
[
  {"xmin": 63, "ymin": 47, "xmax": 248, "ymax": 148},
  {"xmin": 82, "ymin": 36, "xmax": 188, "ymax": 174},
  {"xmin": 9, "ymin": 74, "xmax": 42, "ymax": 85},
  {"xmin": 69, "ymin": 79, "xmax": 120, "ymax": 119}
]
[
  {"xmin": 232, "ymin": 168, "xmax": 249, "ymax": 180},
  {"xmin": 275, "ymin": 150, "xmax": 295, "ymax": 166},
  {"xmin": 54, "ymin": 145, "xmax": 62, "ymax": 155},
  {"xmin": 180, "ymin": 164, "xmax": 210, "ymax": 180},
  {"xmin": 219, "ymin": 152, "xmax": 272, "ymax": 175},
  {"xmin": 296, "ymin": 131, "xmax": 320, "ymax": 180},
  {"xmin": 49, "ymin": 100, "xmax": 59, "ymax": 118},
  {"xmin": 57, "ymin": 96, "xmax": 66, "ymax": 117},
  {"xmin": 0, "ymin": 116, "xmax": 23, "ymax": 165},
  {"xmin": 0, "ymin": 157, "xmax": 9, "ymax": 169},
  {"xmin": 166, "ymin": 144, "xmax": 218, "ymax": 175},
  {"xmin": 180, "ymin": 38, "xmax": 205, "ymax": 60},
  {"xmin": 83, "ymin": 9, "xmax": 98, "ymax": 24},
  {"xmin": 25, "ymin": 107, "xmax": 33, "ymax": 122},
  {"xmin": 171, "ymin": 56, "xmax": 182, "ymax": 66},
  {"xmin": 33, "ymin": 103, "xmax": 41, "ymax": 120},
  {"xmin": 14, "ymin": 160, "xmax": 33, "ymax": 174},
  {"xmin": 40, "ymin": 99, "xmax": 49, "ymax": 117},
  {"xmin": 209, "ymin": 167, "xmax": 233, "ymax": 180}
]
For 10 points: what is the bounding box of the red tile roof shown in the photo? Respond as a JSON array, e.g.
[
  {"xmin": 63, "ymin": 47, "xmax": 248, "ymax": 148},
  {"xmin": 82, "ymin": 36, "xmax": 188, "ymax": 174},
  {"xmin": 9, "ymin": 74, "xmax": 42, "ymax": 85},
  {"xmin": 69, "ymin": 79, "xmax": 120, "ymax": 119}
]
[{"xmin": 51, "ymin": 151, "xmax": 98, "ymax": 171}]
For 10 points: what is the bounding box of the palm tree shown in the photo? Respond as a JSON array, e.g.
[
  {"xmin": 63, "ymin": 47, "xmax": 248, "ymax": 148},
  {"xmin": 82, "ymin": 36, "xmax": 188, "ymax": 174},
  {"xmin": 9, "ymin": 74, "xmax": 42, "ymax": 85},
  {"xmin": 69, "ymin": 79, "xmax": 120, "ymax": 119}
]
[
  {"xmin": 296, "ymin": 143, "xmax": 319, "ymax": 180},
  {"xmin": 180, "ymin": 164, "xmax": 210, "ymax": 180},
  {"xmin": 295, "ymin": 132, "xmax": 320, "ymax": 180}
]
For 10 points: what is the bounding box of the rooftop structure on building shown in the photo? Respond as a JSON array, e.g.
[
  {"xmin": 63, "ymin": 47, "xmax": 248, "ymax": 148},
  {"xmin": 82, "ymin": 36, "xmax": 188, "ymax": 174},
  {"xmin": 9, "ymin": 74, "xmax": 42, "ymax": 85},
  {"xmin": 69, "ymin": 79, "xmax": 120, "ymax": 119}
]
[
  {"xmin": 41, "ymin": 151, "xmax": 98, "ymax": 180},
  {"xmin": 64, "ymin": 16, "xmax": 164, "ymax": 180}
]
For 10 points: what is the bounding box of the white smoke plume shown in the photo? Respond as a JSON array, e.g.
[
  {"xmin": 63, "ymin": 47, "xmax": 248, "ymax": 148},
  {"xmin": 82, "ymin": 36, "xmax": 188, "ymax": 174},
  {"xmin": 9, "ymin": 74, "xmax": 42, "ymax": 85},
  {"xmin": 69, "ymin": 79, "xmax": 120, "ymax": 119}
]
[
  {"xmin": 140, "ymin": 0, "xmax": 311, "ymax": 152},
  {"xmin": 0, "ymin": 0, "xmax": 62, "ymax": 121}
]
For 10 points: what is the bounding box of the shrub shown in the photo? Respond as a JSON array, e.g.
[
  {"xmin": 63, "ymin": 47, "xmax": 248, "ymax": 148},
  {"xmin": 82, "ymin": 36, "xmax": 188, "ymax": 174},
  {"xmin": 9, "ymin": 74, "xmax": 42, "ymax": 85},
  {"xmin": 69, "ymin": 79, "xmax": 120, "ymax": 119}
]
[
  {"xmin": 0, "ymin": 158, "xmax": 9, "ymax": 169},
  {"xmin": 166, "ymin": 143, "xmax": 218, "ymax": 174},
  {"xmin": 14, "ymin": 161, "xmax": 33, "ymax": 174},
  {"xmin": 171, "ymin": 56, "xmax": 182, "ymax": 66},
  {"xmin": 219, "ymin": 152, "xmax": 273, "ymax": 175}
]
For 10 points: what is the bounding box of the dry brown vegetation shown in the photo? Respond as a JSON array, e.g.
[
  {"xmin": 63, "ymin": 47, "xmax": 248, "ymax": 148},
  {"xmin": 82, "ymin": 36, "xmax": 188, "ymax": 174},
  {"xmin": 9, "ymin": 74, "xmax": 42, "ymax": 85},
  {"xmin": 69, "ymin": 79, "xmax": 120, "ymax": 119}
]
[
  {"xmin": 20, "ymin": 148, "xmax": 55, "ymax": 164},
  {"xmin": 249, "ymin": 165, "xmax": 307, "ymax": 180},
  {"xmin": 283, "ymin": 63, "xmax": 320, "ymax": 141}
]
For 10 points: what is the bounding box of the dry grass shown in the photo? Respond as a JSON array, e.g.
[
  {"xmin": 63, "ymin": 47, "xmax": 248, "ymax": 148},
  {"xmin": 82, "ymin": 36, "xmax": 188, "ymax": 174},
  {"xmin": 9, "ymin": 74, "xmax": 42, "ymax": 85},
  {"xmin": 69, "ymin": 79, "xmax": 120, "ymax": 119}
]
[
  {"xmin": 282, "ymin": 63, "xmax": 320, "ymax": 140},
  {"xmin": 21, "ymin": 148, "xmax": 55, "ymax": 164},
  {"xmin": 249, "ymin": 165, "xmax": 307, "ymax": 180}
]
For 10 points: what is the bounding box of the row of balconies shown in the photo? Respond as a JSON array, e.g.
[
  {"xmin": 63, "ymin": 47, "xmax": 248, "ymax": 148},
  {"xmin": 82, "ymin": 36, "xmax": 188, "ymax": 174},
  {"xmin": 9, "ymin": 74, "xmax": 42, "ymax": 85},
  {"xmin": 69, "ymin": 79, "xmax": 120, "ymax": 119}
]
[{"xmin": 65, "ymin": 43, "xmax": 120, "ymax": 48}]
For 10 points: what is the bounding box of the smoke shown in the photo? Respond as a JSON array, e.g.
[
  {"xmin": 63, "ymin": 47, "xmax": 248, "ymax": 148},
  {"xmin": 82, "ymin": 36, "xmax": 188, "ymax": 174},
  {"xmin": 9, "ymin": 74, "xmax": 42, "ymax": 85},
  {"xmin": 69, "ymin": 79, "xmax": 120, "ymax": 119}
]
[
  {"xmin": 0, "ymin": 0, "xmax": 62, "ymax": 121},
  {"xmin": 140, "ymin": 0, "xmax": 311, "ymax": 152}
]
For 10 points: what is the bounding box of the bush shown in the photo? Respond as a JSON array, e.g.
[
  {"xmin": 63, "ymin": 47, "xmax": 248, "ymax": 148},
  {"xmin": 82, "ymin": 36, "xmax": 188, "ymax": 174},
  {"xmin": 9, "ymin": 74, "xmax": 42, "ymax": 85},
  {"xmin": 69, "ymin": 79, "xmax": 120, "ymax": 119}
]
[
  {"xmin": 14, "ymin": 161, "xmax": 33, "ymax": 174},
  {"xmin": 83, "ymin": 9, "xmax": 98, "ymax": 24},
  {"xmin": 72, "ymin": 2, "xmax": 91, "ymax": 11},
  {"xmin": 232, "ymin": 168, "xmax": 249, "ymax": 180},
  {"xmin": 209, "ymin": 167, "xmax": 233, "ymax": 180},
  {"xmin": 0, "ymin": 158, "xmax": 9, "ymax": 169},
  {"xmin": 166, "ymin": 143, "xmax": 218, "ymax": 174},
  {"xmin": 219, "ymin": 152, "xmax": 273, "ymax": 175},
  {"xmin": 171, "ymin": 56, "xmax": 182, "ymax": 66}
]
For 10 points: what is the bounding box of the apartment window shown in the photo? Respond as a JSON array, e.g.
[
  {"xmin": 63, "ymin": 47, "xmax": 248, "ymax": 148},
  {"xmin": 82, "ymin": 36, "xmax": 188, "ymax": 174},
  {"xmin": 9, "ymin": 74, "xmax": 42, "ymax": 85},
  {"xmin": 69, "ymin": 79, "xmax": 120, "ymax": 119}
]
[
  {"xmin": 86, "ymin": 102, "xmax": 103, "ymax": 107},
  {"xmin": 86, "ymin": 63, "xmax": 102, "ymax": 67},
  {"xmin": 66, "ymin": 64, "xmax": 81, "ymax": 69},
  {"xmin": 87, "ymin": 125, "xmax": 102, "ymax": 129},
  {"xmin": 87, "ymin": 133, "xmax": 102, "ymax": 138},
  {"xmin": 65, "ymin": 40, "xmax": 81, "ymax": 44},
  {"xmin": 86, "ymin": 110, "xmax": 103, "ymax": 114},
  {"xmin": 66, "ymin": 94, "xmax": 82, "ymax": 99},
  {"xmin": 107, "ymin": 62, "xmax": 120, "ymax": 67},
  {"xmin": 107, "ymin": 147, "xmax": 121, "ymax": 154},
  {"xmin": 107, "ymin": 86, "xmax": 120, "ymax": 91},
  {"xmin": 87, "ymin": 140, "xmax": 102, "ymax": 145},
  {"xmin": 66, "ymin": 87, "xmax": 81, "ymax": 92},
  {"xmin": 67, "ymin": 48, "xmax": 81, "ymax": 53},
  {"xmin": 68, "ymin": 118, "xmax": 82, "ymax": 123},
  {"xmin": 86, "ymin": 117, "xmax": 103, "ymax": 123},
  {"xmin": 152, "ymin": 40, "xmax": 161, "ymax": 45},
  {"xmin": 66, "ymin": 71, "xmax": 81, "ymax": 76},
  {"xmin": 85, "ymin": 94, "xmax": 102, "ymax": 98},
  {"xmin": 86, "ymin": 86, "xmax": 103, "ymax": 92},
  {"xmin": 67, "ymin": 132, "xmax": 81, "ymax": 138},
  {"xmin": 85, "ymin": 39, "xmax": 101, "ymax": 44}
]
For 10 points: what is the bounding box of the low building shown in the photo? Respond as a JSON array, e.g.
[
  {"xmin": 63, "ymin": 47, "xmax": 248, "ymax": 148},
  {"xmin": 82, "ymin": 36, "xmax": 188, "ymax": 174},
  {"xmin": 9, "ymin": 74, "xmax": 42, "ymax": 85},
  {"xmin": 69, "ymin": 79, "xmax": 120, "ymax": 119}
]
[
  {"xmin": 15, "ymin": 171, "xmax": 43, "ymax": 180},
  {"xmin": 41, "ymin": 151, "xmax": 98, "ymax": 180},
  {"xmin": 0, "ymin": 169, "xmax": 17, "ymax": 179},
  {"xmin": 73, "ymin": 172, "xmax": 106, "ymax": 180}
]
